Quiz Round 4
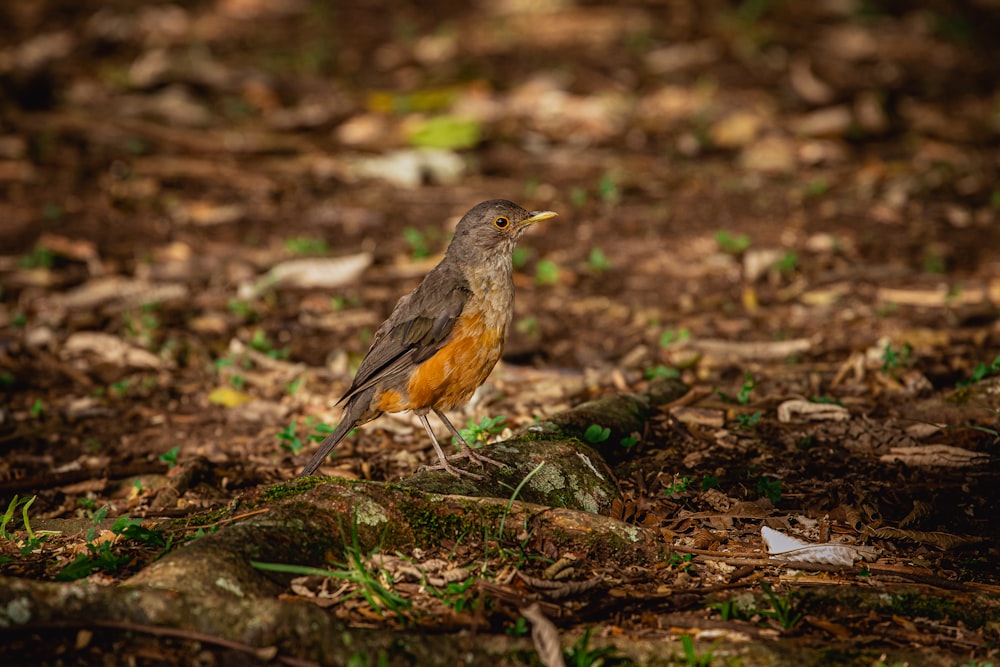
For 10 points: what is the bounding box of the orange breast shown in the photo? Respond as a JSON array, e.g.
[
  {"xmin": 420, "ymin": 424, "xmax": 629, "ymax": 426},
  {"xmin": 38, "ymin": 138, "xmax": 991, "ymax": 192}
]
[{"xmin": 403, "ymin": 310, "xmax": 505, "ymax": 411}]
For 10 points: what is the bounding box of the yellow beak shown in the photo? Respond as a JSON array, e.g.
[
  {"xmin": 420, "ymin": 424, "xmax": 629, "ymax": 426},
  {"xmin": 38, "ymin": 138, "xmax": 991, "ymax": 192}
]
[{"xmin": 522, "ymin": 210, "xmax": 558, "ymax": 225}]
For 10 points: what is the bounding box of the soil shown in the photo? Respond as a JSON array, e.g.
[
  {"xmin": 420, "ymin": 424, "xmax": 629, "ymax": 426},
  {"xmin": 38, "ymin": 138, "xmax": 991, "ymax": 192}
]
[{"xmin": 1, "ymin": 1, "xmax": 999, "ymax": 665}]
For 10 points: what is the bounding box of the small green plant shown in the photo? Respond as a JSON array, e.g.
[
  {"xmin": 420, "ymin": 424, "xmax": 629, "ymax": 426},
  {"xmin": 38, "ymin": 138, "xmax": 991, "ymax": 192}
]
[
  {"xmin": 876, "ymin": 301, "xmax": 898, "ymax": 318},
  {"xmin": 29, "ymin": 398, "xmax": 45, "ymax": 418},
  {"xmin": 159, "ymin": 446, "xmax": 180, "ymax": 469},
  {"xmin": 253, "ymin": 517, "xmax": 411, "ymax": 622},
  {"xmin": 570, "ymin": 186, "xmax": 587, "ymax": 207},
  {"xmin": 110, "ymin": 379, "xmax": 131, "ymax": 397},
  {"xmin": 515, "ymin": 315, "xmax": 540, "ymax": 337},
  {"xmin": 736, "ymin": 411, "xmax": 763, "ymax": 430},
  {"xmin": 619, "ymin": 435, "xmax": 638, "ymax": 449},
  {"xmin": 717, "ymin": 373, "xmax": 756, "ymax": 405},
  {"xmin": 506, "ymin": 616, "xmax": 529, "ymax": 637},
  {"xmin": 669, "ymin": 553, "xmax": 695, "ymax": 572},
  {"xmin": 583, "ymin": 424, "xmax": 611, "ymax": 444},
  {"xmin": 284, "ymin": 236, "xmax": 329, "ymax": 254},
  {"xmin": 958, "ymin": 354, "xmax": 1000, "ymax": 387},
  {"xmin": 19, "ymin": 244, "xmax": 56, "ymax": 269},
  {"xmin": 881, "ymin": 341, "xmax": 912, "ymax": 371},
  {"xmin": 565, "ymin": 626, "xmax": 618, "ymax": 667},
  {"xmin": 77, "ymin": 497, "xmax": 98, "ymax": 513},
  {"xmin": 645, "ymin": 365, "xmax": 680, "ymax": 380},
  {"xmin": 774, "ymin": 251, "xmax": 798, "ymax": 275},
  {"xmin": 535, "ymin": 258, "xmax": 560, "ymax": 285},
  {"xmin": 736, "ymin": 373, "xmax": 756, "ymax": 404},
  {"xmin": 803, "ymin": 178, "xmax": 829, "ymax": 197},
  {"xmin": 277, "ymin": 419, "xmax": 305, "ymax": 454},
  {"xmin": 759, "ymin": 581, "xmax": 802, "ymax": 629},
  {"xmin": 56, "ymin": 508, "xmax": 165, "ymax": 581},
  {"xmin": 662, "ymin": 475, "xmax": 692, "ymax": 496},
  {"xmin": 707, "ymin": 599, "xmax": 740, "ymax": 621},
  {"xmin": 511, "ymin": 247, "xmax": 530, "ymax": 270},
  {"xmin": 249, "ymin": 329, "xmax": 289, "ymax": 360},
  {"xmin": 456, "ymin": 415, "xmax": 506, "ymax": 448},
  {"xmin": 586, "ymin": 248, "xmax": 611, "ymax": 272},
  {"xmin": 227, "ymin": 299, "xmax": 258, "ymax": 320},
  {"xmin": 679, "ymin": 634, "xmax": 714, "ymax": 667},
  {"xmin": 112, "ymin": 515, "xmax": 167, "ymax": 547},
  {"xmin": 1, "ymin": 495, "xmax": 46, "ymax": 554},
  {"xmin": 402, "ymin": 226, "xmax": 430, "ymax": 259},
  {"xmin": 700, "ymin": 474, "xmax": 719, "ymax": 490},
  {"xmin": 214, "ymin": 354, "xmax": 235, "ymax": 373},
  {"xmin": 715, "ymin": 230, "xmax": 751, "ymax": 254},
  {"xmin": 597, "ymin": 173, "xmax": 620, "ymax": 205},
  {"xmin": 757, "ymin": 476, "xmax": 782, "ymax": 503},
  {"xmin": 923, "ymin": 249, "xmax": 946, "ymax": 274},
  {"xmin": 495, "ymin": 461, "xmax": 547, "ymax": 550},
  {"xmin": 280, "ymin": 419, "xmax": 339, "ymax": 455},
  {"xmin": 659, "ymin": 328, "xmax": 690, "ymax": 348},
  {"xmin": 308, "ymin": 421, "xmax": 337, "ymax": 442},
  {"xmin": 436, "ymin": 577, "xmax": 477, "ymax": 613}
]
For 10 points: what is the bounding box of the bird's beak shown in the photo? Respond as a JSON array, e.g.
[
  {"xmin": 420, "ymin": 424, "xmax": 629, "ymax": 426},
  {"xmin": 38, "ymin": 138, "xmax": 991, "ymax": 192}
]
[{"xmin": 521, "ymin": 210, "xmax": 558, "ymax": 226}]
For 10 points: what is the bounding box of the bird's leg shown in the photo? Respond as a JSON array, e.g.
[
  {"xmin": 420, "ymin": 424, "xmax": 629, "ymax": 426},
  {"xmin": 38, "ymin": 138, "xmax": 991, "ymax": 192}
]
[
  {"xmin": 417, "ymin": 413, "xmax": 482, "ymax": 479},
  {"xmin": 433, "ymin": 409, "xmax": 508, "ymax": 469}
]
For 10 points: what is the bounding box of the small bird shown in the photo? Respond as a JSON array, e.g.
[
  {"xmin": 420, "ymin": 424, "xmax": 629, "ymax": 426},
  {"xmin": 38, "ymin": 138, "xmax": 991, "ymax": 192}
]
[{"xmin": 298, "ymin": 200, "xmax": 557, "ymax": 478}]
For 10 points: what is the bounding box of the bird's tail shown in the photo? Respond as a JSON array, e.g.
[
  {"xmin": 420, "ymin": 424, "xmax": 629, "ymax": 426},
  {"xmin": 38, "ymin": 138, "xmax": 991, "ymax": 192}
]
[{"xmin": 297, "ymin": 396, "xmax": 369, "ymax": 477}]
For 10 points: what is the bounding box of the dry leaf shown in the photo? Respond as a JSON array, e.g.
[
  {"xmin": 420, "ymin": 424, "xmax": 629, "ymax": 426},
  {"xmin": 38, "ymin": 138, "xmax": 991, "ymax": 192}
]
[
  {"xmin": 762, "ymin": 526, "xmax": 876, "ymax": 566},
  {"xmin": 521, "ymin": 603, "xmax": 565, "ymax": 667},
  {"xmin": 869, "ymin": 527, "xmax": 984, "ymax": 551},
  {"xmin": 62, "ymin": 332, "xmax": 163, "ymax": 371},
  {"xmin": 880, "ymin": 445, "xmax": 988, "ymax": 468},
  {"xmin": 691, "ymin": 337, "xmax": 812, "ymax": 361},
  {"xmin": 777, "ymin": 399, "xmax": 849, "ymax": 423},
  {"xmin": 266, "ymin": 253, "xmax": 373, "ymax": 291}
]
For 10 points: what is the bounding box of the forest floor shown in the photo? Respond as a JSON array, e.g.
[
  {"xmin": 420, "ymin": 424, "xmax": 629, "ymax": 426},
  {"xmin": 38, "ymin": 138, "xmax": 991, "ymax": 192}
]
[{"xmin": 1, "ymin": 1, "xmax": 998, "ymax": 665}]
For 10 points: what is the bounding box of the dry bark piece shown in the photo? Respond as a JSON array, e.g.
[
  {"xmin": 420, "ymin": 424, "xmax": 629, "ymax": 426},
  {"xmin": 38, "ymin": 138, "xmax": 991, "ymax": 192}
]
[
  {"xmin": 670, "ymin": 406, "xmax": 725, "ymax": 428},
  {"xmin": 61, "ymin": 332, "xmax": 164, "ymax": 372},
  {"xmin": 879, "ymin": 445, "xmax": 988, "ymax": 468},
  {"xmin": 520, "ymin": 603, "xmax": 565, "ymax": 667},
  {"xmin": 690, "ymin": 338, "xmax": 812, "ymax": 362},
  {"xmin": 776, "ymin": 399, "xmax": 849, "ymax": 423},
  {"xmin": 265, "ymin": 253, "xmax": 373, "ymax": 290},
  {"xmin": 868, "ymin": 527, "xmax": 985, "ymax": 551}
]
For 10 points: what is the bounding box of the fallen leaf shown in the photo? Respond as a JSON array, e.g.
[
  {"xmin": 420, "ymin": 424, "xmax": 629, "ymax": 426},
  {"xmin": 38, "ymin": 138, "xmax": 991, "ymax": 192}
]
[{"xmin": 762, "ymin": 526, "xmax": 876, "ymax": 566}]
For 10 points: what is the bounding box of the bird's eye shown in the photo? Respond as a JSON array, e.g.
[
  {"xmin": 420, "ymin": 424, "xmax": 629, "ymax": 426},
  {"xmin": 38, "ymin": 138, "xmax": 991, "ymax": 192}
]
[{"xmin": 493, "ymin": 216, "xmax": 510, "ymax": 229}]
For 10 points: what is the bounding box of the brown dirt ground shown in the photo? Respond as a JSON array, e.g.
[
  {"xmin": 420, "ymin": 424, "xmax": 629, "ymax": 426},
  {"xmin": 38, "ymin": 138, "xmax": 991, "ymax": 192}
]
[{"xmin": 1, "ymin": 1, "xmax": 999, "ymax": 665}]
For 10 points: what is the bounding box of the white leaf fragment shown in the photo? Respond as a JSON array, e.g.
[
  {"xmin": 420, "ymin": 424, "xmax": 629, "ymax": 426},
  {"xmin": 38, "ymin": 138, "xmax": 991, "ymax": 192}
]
[
  {"xmin": 761, "ymin": 526, "xmax": 876, "ymax": 566},
  {"xmin": 777, "ymin": 399, "xmax": 849, "ymax": 423}
]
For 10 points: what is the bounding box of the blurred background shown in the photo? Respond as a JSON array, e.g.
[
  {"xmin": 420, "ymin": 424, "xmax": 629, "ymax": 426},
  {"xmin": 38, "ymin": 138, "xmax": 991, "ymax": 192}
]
[{"xmin": 1, "ymin": 0, "xmax": 999, "ymax": 474}]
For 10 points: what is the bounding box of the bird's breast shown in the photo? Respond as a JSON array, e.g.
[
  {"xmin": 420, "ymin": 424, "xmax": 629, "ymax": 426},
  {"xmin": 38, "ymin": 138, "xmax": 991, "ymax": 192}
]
[{"xmin": 400, "ymin": 265, "xmax": 513, "ymax": 411}]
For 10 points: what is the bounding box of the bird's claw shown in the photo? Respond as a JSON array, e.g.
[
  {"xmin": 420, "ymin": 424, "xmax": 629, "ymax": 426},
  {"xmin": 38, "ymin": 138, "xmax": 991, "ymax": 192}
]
[
  {"xmin": 419, "ymin": 460, "xmax": 484, "ymax": 479},
  {"xmin": 452, "ymin": 448, "xmax": 507, "ymax": 469}
]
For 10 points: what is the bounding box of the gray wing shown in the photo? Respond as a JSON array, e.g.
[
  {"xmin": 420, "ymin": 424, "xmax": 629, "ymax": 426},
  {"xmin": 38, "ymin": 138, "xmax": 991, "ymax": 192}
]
[{"xmin": 339, "ymin": 265, "xmax": 470, "ymax": 404}]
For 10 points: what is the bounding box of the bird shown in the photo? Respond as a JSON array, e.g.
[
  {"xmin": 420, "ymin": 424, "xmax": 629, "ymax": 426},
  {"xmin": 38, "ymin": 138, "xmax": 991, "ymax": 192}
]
[{"xmin": 298, "ymin": 199, "xmax": 557, "ymax": 478}]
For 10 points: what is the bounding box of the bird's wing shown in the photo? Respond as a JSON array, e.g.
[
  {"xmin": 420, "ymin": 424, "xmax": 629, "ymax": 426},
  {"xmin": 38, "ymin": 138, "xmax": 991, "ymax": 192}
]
[{"xmin": 339, "ymin": 265, "xmax": 471, "ymax": 404}]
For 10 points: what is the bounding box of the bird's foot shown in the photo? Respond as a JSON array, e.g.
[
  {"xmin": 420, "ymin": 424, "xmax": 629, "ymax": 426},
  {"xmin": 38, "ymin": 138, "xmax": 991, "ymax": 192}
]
[
  {"xmin": 419, "ymin": 460, "xmax": 484, "ymax": 479},
  {"xmin": 452, "ymin": 447, "xmax": 508, "ymax": 469}
]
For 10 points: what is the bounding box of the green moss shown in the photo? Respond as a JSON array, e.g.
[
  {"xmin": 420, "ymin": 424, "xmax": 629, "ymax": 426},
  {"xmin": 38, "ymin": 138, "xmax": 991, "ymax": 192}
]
[
  {"xmin": 173, "ymin": 505, "xmax": 232, "ymax": 529},
  {"xmin": 259, "ymin": 476, "xmax": 327, "ymax": 502},
  {"xmin": 398, "ymin": 499, "xmax": 475, "ymax": 544},
  {"xmin": 872, "ymin": 592, "xmax": 958, "ymax": 623}
]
